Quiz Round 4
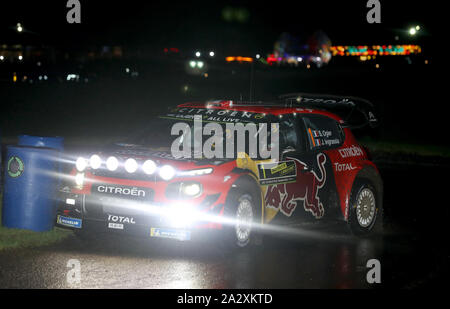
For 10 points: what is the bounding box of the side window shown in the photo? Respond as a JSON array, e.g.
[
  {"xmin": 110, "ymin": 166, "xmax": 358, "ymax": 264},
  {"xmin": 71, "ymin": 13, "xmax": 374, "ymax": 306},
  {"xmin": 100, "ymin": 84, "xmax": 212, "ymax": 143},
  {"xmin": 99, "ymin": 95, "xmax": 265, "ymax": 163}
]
[
  {"xmin": 278, "ymin": 117, "xmax": 300, "ymax": 151},
  {"xmin": 303, "ymin": 115, "xmax": 343, "ymax": 150}
]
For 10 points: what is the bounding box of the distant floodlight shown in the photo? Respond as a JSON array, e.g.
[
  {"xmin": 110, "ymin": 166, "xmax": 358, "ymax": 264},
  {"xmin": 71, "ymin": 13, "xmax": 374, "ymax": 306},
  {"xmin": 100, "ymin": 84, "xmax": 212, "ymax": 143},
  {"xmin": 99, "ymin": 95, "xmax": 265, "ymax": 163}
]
[
  {"xmin": 189, "ymin": 60, "xmax": 196, "ymax": 68},
  {"xmin": 256, "ymin": 54, "xmax": 261, "ymax": 59},
  {"xmin": 415, "ymin": 25, "xmax": 420, "ymax": 31},
  {"xmin": 195, "ymin": 51, "xmax": 201, "ymax": 57},
  {"xmin": 297, "ymin": 57, "xmax": 303, "ymax": 62},
  {"xmin": 409, "ymin": 27, "xmax": 417, "ymax": 35},
  {"xmin": 18, "ymin": 55, "xmax": 23, "ymax": 61},
  {"xmin": 197, "ymin": 61, "xmax": 204, "ymax": 69},
  {"xmin": 17, "ymin": 23, "xmax": 23, "ymax": 33},
  {"xmin": 209, "ymin": 51, "xmax": 215, "ymax": 57},
  {"xmin": 0, "ymin": 56, "xmax": 4, "ymax": 61}
]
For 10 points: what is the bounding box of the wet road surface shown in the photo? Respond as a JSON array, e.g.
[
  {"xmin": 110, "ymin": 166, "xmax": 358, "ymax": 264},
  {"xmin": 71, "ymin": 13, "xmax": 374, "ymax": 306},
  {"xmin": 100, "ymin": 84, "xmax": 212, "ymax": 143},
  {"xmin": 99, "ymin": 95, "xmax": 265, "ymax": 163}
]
[{"xmin": 0, "ymin": 163, "xmax": 448, "ymax": 288}]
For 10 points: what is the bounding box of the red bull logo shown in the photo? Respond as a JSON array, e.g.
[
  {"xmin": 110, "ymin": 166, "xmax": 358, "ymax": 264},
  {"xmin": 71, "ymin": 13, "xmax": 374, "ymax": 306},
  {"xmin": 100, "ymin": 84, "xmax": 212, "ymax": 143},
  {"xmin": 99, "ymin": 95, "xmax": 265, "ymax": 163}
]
[{"xmin": 265, "ymin": 153, "xmax": 327, "ymax": 218}]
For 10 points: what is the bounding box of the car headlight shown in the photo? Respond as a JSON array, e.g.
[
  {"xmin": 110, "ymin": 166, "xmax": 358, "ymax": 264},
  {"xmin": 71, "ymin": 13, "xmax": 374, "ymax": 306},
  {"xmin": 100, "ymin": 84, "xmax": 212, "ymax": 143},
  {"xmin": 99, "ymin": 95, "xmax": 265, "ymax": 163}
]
[
  {"xmin": 106, "ymin": 156, "xmax": 119, "ymax": 171},
  {"xmin": 166, "ymin": 182, "xmax": 202, "ymax": 199},
  {"xmin": 124, "ymin": 158, "xmax": 138, "ymax": 173},
  {"xmin": 179, "ymin": 168, "xmax": 213, "ymax": 177},
  {"xmin": 159, "ymin": 165, "xmax": 175, "ymax": 181},
  {"xmin": 90, "ymin": 154, "xmax": 102, "ymax": 169},
  {"xmin": 75, "ymin": 157, "xmax": 87, "ymax": 172},
  {"xmin": 143, "ymin": 160, "xmax": 157, "ymax": 175}
]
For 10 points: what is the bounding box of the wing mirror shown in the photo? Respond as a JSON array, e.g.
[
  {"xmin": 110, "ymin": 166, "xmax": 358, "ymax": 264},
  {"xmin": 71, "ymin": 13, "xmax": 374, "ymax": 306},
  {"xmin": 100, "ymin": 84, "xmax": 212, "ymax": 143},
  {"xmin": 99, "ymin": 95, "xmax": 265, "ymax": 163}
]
[{"xmin": 281, "ymin": 146, "xmax": 296, "ymax": 159}]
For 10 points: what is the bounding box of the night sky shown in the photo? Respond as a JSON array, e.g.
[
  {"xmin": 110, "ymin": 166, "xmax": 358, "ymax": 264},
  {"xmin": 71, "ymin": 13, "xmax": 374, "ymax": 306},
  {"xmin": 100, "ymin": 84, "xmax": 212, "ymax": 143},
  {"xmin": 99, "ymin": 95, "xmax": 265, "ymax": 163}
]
[{"xmin": 0, "ymin": 1, "xmax": 438, "ymax": 54}]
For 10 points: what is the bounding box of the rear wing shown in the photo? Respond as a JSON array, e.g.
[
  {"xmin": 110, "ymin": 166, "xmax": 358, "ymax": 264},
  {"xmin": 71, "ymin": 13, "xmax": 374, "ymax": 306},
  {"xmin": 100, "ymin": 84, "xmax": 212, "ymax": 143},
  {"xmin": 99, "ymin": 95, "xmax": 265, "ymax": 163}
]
[{"xmin": 279, "ymin": 92, "xmax": 379, "ymax": 129}]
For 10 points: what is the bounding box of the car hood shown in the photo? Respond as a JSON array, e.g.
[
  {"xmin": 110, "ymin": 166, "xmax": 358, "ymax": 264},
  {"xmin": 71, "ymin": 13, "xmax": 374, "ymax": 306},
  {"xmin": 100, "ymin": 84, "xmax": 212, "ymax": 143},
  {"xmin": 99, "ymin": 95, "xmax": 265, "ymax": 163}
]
[{"xmin": 102, "ymin": 143, "xmax": 231, "ymax": 170}]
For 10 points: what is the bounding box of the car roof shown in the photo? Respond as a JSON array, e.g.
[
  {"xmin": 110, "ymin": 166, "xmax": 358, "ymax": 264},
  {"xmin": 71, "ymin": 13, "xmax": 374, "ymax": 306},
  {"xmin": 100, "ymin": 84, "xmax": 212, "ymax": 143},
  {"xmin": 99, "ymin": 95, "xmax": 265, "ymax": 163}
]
[{"xmin": 177, "ymin": 100, "xmax": 344, "ymax": 123}]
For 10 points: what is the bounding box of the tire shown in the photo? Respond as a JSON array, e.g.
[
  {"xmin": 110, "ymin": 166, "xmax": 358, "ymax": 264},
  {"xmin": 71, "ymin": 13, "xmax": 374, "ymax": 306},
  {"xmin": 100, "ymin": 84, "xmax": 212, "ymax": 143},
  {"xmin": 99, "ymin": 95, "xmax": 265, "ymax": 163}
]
[
  {"xmin": 348, "ymin": 177, "xmax": 383, "ymax": 236},
  {"xmin": 222, "ymin": 184, "xmax": 262, "ymax": 249}
]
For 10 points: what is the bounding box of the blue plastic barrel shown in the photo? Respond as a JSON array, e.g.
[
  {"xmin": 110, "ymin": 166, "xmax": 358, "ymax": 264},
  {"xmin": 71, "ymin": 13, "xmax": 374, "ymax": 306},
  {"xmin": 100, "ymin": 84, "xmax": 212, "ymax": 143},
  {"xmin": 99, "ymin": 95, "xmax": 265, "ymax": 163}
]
[
  {"xmin": 18, "ymin": 135, "xmax": 64, "ymax": 186},
  {"xmin": 18, "ymin": 135, "xmax": 64, "ymax": 151},
  {"xmin": 2, "ymin": 145, "xmax": 59, "ymax": 231}
]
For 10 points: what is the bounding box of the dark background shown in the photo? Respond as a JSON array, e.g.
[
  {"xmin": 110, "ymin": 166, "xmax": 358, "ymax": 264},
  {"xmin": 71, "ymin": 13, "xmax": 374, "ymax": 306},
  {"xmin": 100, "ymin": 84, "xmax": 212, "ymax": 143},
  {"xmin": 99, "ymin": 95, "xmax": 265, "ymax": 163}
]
[{"xmin": 0, "ymin": 0, "xmax": 443, "ymax": 146}]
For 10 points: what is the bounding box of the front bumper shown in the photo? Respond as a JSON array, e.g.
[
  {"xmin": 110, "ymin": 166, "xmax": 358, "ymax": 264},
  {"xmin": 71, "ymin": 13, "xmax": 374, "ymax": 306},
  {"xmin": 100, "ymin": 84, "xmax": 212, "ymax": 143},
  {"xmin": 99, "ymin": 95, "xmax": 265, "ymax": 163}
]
[{"xmin": 56, "ymin": 190, "xmax": 224, "ymax": 242}]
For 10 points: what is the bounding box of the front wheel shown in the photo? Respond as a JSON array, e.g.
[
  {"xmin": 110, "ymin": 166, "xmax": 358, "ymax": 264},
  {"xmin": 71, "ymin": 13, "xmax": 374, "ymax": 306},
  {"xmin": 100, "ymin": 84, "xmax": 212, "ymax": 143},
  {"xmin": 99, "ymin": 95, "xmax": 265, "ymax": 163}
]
[{"xmin": 223, "ymin": 187, "xmax": 262, "ymax": 249}]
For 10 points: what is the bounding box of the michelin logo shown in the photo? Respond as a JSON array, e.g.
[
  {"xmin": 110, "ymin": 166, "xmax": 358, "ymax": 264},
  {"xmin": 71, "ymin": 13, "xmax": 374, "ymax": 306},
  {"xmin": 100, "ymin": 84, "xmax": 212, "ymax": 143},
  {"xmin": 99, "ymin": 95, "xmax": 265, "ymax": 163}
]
[{"xmin": 57, "ymin": 215, "xmax": 82, "ymax": 228}]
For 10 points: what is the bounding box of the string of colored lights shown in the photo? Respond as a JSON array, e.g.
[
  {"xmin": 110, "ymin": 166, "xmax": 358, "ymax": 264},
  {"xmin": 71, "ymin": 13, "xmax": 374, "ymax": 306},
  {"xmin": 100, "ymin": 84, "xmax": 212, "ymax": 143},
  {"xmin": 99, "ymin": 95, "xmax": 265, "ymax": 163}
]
[{"xmin": 330, "ymin": 45, "xmax": 421, "ymax": 57}]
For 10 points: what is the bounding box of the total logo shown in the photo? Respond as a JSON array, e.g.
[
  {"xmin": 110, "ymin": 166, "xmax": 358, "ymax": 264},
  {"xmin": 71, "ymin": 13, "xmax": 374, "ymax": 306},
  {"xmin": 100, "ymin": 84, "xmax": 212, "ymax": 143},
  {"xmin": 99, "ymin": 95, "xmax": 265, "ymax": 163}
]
[
  {"xmin": 107, "ymin": 214, "xmax": 136, "ymax": 224},
  {"xmin": 334, "ymin": 162, "xmax": 356, "ymax": 172}
]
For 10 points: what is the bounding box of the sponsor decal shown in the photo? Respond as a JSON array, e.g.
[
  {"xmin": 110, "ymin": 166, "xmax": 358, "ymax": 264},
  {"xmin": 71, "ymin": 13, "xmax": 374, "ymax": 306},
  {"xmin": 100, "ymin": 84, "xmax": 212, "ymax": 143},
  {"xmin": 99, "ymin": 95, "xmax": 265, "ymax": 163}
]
[
  {"xmin": 7, "ymin": 156, "xmax": 24, "ymax": 178},
  {"xmin": 265, "ymin": 153, "xmax": 327, "ymax": 218},
  {"xmin": 258, "ymin": 160, "xmax": 297, "ymax": 185},
  {"xmin": 97, "ymin": 185, "xmax": 146, "ymax": 197},
  {"xmin": 107, "ymin": 214, "xmax": 136, "ymax": 224},
  {"xmin": 57, "ymin": 215, "xmax": 82, "ymax": 228},
  {"xmin": 164, "ymin": 107, "xmax": 261, "ymax": 123},
  {"xmin": 338, "ymin": 145, "xmax": 364, "ymax": 158},
  {"xmin": 307, "ymin": 128, "xmax": 339, "ymax": 147},
  {"xmin": 300, "ymin": 97, "xmax": 356, "ymax": 107},
  {"xmin": 334, "ymin": 162, "xmax": 357, "ymax": 172},
  {"xmin": 108, "ymin": 222, "xmax": 124, "ymax": 230},
  {"xmin": 150, "ymin": 227, "xmax": 191, "ymax": 241}
]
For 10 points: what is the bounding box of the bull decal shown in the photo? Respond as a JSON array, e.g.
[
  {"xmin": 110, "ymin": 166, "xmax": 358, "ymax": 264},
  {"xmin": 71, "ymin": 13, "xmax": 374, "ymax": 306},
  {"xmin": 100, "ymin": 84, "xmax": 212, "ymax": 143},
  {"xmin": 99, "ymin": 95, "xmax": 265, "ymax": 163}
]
[{"xmin": 265, "ymin": 153, "xmax": 327, "ymax": 218}]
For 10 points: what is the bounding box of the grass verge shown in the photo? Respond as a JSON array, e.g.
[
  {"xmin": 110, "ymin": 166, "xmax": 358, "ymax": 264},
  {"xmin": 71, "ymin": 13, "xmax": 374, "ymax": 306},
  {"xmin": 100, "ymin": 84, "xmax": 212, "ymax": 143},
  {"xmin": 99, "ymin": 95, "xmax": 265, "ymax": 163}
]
[{"xmin": 0, "ymin": 195, "xmax": 72, "ymax": 251}]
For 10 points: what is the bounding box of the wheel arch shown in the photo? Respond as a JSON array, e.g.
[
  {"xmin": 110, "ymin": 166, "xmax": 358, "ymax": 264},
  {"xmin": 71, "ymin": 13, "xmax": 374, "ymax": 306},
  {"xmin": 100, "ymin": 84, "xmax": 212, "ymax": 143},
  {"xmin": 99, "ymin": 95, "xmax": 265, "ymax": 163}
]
[
  {"xmin": 342, "ymin": 162, "xmax": 383, "ymax": 221},
  {"xmin": 227, "ymin": 172, "xmax": 264, "ymax": 225}
]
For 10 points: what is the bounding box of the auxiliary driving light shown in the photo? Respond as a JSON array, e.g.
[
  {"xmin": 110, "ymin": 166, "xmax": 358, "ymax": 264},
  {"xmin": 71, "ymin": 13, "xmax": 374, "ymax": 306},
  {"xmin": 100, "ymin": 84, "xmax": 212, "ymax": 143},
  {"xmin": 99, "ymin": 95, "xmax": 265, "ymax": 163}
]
[
  {"xmin": 181, "ymin": 183, "xmax": 201, "ymax": 197},
  {"xmin": 75, "ymin": 173, "xmax": 85, "ymax": 187},
  {"xmin": 167, "ymin": 204, "xmax": 197, "ymax": 228},
  {"xmin": 159, "ymin": 165, "xmax": 175, "ymax": 181},
  {"xmin": 106, "ymin": 156, "xmax": 119, "ymax": 171},
  {"xmin": 75, "ymin": 157, "xmax": 87, "ymax": 172},
  {"xmin": 124, "ymin": 158, "xmax": 138, "ymax": 173},
  {"xmin": 90, "ymin": 154, "xmax": 102, "ymax": 169},
  {"xmin": 143, "ymin": 160, "xmax": 157, "ymax": 175}
]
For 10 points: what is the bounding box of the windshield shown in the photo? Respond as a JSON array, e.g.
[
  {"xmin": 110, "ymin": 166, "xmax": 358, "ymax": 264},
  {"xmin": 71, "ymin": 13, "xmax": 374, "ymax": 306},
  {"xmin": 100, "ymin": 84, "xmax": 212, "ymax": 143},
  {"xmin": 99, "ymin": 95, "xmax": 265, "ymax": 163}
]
[{"xmin": 123, "ymin": 107, "xmax": 282, "ymax": 159}]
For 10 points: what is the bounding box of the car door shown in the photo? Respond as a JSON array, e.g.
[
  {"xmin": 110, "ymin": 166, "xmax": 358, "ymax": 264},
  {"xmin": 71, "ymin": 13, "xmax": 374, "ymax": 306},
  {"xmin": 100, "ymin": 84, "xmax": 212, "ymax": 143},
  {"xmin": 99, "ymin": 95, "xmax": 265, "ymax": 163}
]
[{"xmin": 265, "ymin": 114, "xmax": 343, "ymax": 224}]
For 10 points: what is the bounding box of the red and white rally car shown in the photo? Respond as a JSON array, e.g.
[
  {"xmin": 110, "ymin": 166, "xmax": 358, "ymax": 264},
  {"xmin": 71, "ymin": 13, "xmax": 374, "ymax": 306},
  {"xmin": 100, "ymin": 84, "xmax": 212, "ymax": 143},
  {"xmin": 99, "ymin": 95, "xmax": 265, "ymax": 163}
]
[{"xmin": 57, "ymin": 93, "xmax": 383, "ymax": 248}]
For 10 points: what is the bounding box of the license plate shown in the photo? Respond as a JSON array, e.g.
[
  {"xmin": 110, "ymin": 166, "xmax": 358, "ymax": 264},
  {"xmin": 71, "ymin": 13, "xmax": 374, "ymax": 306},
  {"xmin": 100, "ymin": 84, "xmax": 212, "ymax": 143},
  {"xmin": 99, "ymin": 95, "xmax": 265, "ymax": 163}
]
[
  {"xmin": 57, "ymin": 215, "xmax": 82, "ymax": 228},
  {"xmin": 150, "ymin": 228, "xmax": 191, "ymax": 241}
]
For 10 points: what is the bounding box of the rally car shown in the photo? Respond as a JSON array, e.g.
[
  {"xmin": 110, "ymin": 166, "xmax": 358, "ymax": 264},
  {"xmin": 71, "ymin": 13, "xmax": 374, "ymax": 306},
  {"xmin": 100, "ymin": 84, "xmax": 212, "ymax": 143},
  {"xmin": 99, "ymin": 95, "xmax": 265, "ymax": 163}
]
[{"xmin": 56, "ymin": 93, "xmax": 383, "ymax": 248}]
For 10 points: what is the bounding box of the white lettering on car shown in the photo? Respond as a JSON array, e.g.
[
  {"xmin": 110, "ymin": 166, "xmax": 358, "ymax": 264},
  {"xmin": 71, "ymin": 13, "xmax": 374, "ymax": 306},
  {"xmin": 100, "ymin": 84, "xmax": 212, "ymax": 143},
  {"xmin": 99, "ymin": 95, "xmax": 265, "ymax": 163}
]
[{"xmin": 96, "ymin": 186, "xmax": 145, "ymax": 197}]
